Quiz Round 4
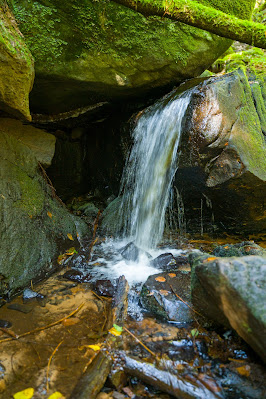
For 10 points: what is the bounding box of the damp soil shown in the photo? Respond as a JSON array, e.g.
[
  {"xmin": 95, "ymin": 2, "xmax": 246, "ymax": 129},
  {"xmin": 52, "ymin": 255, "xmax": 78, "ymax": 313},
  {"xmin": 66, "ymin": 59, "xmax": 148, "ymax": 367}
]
[{"xmin": 0, "ymin": 235, "xmax": 265, "ymax": 399}]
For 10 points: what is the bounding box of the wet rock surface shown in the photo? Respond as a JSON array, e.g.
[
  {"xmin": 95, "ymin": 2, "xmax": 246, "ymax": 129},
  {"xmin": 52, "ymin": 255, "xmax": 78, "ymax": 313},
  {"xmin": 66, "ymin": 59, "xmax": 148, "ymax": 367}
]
[
  {"xmin": 140, "ymin": 270, "xmax": 194, "ymax": 324},
  {"xmin": 212, "ymin": 241, "xmax": 266, "ymax": 257},
  {"xmin": 121, "ymin": 242, "xmax": 151, "ymax": 262},
  {"xmin": 190, "ymin": 251, "xmax": 266, "ymax": 362}
]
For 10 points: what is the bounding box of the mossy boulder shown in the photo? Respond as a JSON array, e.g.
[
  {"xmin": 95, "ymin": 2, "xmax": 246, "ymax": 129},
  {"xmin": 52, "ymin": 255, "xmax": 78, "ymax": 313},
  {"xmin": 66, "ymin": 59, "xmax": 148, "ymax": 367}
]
[
  {"xmin": 0, "ymin": 131, "xmax": 89, "ymax": 298},
  {"xmin": 0, "ymin": 3, "xmax": 34, "ymax": 120},
  {"xmin": 174, "ymin": 67, "xmax": 266, "ymax": 235},
  {"xmin": 7, "ymin": 0, "xmax": 255, "ymax": 114}
]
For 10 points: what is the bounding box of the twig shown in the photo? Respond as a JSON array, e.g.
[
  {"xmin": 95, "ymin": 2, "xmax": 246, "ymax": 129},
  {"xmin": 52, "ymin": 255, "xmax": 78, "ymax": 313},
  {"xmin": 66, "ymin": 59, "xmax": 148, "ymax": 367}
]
[
  {"xmin": 0, "ymin": 303, "xmax": 84, "ymax": 344},
  {"xmin": 87, "ymin": 210, "xmax": 101, "ymax": 262},
  {"xmin": 169, "ymin": 285, "xmax": 203, "ymax": 318},
  {"xmin": 46, "ymin": 340, "xmax": 64, "ymax": 391},
  {"xmin": 87, "ymin": 237, "xmax": 99, "ymax": 262},
  {"xmin": 38, "ymin": 162, "xmax": 65, "ymax": 208},
  {"xmin": 123, "ymin": 327, "xmax": 157, "ymax": 358}
]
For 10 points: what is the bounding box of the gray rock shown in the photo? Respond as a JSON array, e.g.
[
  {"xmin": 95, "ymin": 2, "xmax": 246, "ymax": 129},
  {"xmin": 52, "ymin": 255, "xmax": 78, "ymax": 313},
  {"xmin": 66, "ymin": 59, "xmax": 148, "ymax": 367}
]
[
  {"xmin": 190, "ymin": 252, "xmax": 266, "ymax": 362},
  {"xmin": 140, "ymin": 271, "xmax": 194, "ymax": 324}
]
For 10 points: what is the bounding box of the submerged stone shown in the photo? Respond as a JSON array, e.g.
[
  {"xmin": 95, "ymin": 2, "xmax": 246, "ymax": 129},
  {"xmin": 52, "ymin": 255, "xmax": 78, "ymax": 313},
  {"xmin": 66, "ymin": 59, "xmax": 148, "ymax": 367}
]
[{"xmin": 94, "ymin": 279, "xmax": 115, "ymax": 297}]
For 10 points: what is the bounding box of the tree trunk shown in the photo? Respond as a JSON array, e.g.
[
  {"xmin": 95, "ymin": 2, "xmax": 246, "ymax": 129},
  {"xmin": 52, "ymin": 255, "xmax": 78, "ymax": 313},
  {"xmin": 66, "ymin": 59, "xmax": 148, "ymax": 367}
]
[{"xmin": 111, "ymin": 0, "xmax": 266, "ymax": 49}]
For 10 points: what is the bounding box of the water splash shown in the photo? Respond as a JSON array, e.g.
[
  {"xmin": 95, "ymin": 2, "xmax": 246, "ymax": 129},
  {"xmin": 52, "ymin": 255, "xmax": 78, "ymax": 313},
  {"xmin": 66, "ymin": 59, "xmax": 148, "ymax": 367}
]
[{"xmin": 119, "ymin": 90, "xmax": 192, "ymax": 250}]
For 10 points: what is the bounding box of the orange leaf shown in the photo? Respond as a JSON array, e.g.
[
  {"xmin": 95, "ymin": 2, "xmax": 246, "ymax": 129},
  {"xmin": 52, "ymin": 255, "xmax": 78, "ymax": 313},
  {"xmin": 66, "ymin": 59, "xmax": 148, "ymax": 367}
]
[
  {"xmin": 67, "ymin": 233, "xmax": 74, "ymax": 241},
  {"xmin": 168, "ymin": 273, "xmax": 176, "ymax": 278},
  {"xmin": 57, "ymin": 254, "xmax": 67, "ymax": 265},
  {"xmin": 236, "ymin": 365, "xmax": 250, "ymax": 377},
  {"xmin": 47, "ymin": 211, "xmax": 53, "ymax": 218},
  {"xmin": 62, "ymin": 317, "xmax": 80, "ymax": 326},
  {"xmin": 203, "ymin": 257, "xmax": 217, "ymax": 263},
  {"xmin": 155, "ymin": 276, "xmax": 166, "ymax": 282}
]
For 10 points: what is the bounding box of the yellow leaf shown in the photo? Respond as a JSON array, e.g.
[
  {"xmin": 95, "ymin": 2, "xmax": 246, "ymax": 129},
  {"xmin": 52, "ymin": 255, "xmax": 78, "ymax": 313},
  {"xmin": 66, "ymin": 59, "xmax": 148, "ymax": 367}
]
[
  {"xmin": 159, "ymin": 289, "xmax": 169, "ymax": 296},
  {"xmin": 48, "ymin": 392, "xmax": 65, "ymax": 399},
  {"xmin": 65, "ymin": 247, "xmax": 76, "ymax": 256},
  {"xmin": 67, "ymin": 233, "xmax": 74, "ymax": 241},
  {"xmin": 47, "ymin": 211, "xmax": 53, "ymax": 218},
  {"xmin": 155, "ymin": 276, "xmax": 166, "ymax": 282},
  {"xmin": 87, "ymin": 344, "xmax": 102, "ymax": 352},
  {"xmin": 109, "ymin": 327, "xmax": 122, "ymax": 336},
  {"xmin": 13, "ymin": 388, "xmax": 34, "ymax": 399}
]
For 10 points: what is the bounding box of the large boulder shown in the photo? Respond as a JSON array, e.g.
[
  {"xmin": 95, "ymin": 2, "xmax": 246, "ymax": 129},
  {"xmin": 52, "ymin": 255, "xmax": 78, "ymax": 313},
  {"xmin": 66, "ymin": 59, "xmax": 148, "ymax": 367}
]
[
  {"xmin": 7, "ymin": 0, "xmax": 255, "ymax": 114},
  {"xmin": 0, "ymin": 131, "xmax": 89, "ymax": 298},
  {"xmin": 0, "ymin": 118, "xmax": 56, "ymax": 167},
  {"xmin": 174, "ymin": 68, "xmax": 266, "ymax": 235},
  {"xmin": 190, "ymin": 251, "xmax": 266, "ymax": 363},
  {"xmin": 0, "ymin": 3, "xmax": 34, "ymax": 120}
]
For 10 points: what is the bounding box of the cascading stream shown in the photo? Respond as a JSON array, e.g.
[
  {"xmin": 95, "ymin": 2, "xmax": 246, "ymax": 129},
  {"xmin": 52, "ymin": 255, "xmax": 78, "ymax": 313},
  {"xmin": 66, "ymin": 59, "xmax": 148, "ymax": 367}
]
[{"xmin": 119, "ymin": 89, "xmax": 193, "ymax": 250}]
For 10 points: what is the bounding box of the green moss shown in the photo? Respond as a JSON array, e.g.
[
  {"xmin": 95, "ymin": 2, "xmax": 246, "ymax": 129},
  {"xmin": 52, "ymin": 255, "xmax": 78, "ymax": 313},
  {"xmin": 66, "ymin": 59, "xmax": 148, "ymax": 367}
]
[
  {"xmin": 7, "ymin": 0, "xmax": 240, "ymax": 70},
  {"xmin": 13, "ymin": 167, "xmax": 45, "ymax": 216}
]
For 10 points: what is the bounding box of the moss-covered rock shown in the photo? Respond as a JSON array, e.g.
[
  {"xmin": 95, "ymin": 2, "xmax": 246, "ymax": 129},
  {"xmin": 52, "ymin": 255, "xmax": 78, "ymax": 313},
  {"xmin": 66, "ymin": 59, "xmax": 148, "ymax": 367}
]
[
  {"xmin": 174, "ymin": 67, "xmax": 266, "ymax": 235},
  {"xmin": 7, "ymin": 0, "xmax": 255, "ymax": 114},
  {"xmin": 0, "ymin": 131, "xmax": 89, "ymax": 297},
  {"xmin": 0, "ymin": 3, "xmax": 34, "ymax": 120}
]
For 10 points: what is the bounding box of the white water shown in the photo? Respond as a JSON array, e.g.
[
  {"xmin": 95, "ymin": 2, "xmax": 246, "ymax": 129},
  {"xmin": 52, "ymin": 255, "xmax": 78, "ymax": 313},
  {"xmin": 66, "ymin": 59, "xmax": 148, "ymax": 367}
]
[{"xmin": 119, "ymin": 90, "xmax": 192, "ymax": 250}]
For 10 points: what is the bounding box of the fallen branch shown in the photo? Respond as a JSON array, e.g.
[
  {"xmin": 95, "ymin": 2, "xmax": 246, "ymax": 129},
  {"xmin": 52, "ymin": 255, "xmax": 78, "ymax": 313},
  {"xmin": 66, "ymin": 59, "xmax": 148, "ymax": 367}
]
[
  {"xmin": 122, "ymin": 353, "xmax": 224, "ymax": 399},
  {"xmin": 111, "ymin": 0, "xmax": 266, "ymax": 49},
  {"xmin": 46, "ymin": 340, "xmax": 64, "ymax": 391},
  {"xmin": 0, "ymin": 303, "xmax": 84, "ymax": 344}
]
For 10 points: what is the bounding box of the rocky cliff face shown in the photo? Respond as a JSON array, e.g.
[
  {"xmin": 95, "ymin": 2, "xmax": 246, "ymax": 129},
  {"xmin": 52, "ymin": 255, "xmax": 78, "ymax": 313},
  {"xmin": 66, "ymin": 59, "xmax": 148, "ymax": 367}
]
[{"xmin": 7, "ymin": 0, "xmax": 255, "ymax": 114}]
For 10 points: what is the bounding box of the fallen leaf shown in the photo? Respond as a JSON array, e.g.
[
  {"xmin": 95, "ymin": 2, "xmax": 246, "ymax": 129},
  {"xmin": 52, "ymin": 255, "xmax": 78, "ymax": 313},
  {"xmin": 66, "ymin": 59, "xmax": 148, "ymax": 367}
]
[
  {"xmin": 109, "ymin": 324, "xmax": 123, "ymax": 336},
  {"xmin": 13, "ymin": 388, "xmax": 34, "ymax": 399},
  {"xmin": 67, "ymin": 233, "xmax": 74, "ymax": 241},
  {"xmin": 147, "ymin": 291, "xmax": 154, "ymax": 296},
  {"xmin": 236, "ymin": 365, "xmax": 251, "ymax": 377},
  {"xmin": 224, "ymin": 246, "xmax": 229, "ymax": 249},
  {"xmin": 57, "ymin": 254, "xmax": 67, "ymax": 265},
  {"xmin": 159, "ymin": 289, "xmax": 169, "ymax": 296},
  {"xmin": 48, "ymin": 393, "xmax": 65, "ymax": 399},
  {"xmin": 203, "ymin": 257, "xmax": 217, "ymax": 263},
  {"xmin": 65, "ymin": 247, "xmax": 77, "ymax": 256},
  {"xmin": 155, "ymin": 276, "xmax": 166, "ymax": 282},
  {"xmin": 168, "ymin": 273, "xmax": 176, "ymax": 278},
  {"xmin": 62, "ymin": 317, "xmax": 80, "ymax": 326},
  {"xmin": 47, "ymin": 211, "xmax": 53, "ymax": 218},
  {"xmin": 87, "ymin": 344, "xmax": 102, "ymax": 352}
]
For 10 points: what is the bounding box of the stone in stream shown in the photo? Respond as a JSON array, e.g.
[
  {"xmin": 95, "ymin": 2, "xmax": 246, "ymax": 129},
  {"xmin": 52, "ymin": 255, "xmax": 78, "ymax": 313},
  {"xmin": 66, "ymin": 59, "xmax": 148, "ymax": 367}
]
[
  {"xmin": 62, "ymin": 269, "xmax": 92, "ymax": 283},
  {"xmin": 94, "ymin": 279, "xmax": 115, "ymax": 297},
  {"xmin": 0, "ymin": 320, "xmax": 12, "ymax": 329},
  {"xmin": 150, "ymin": 253, "xmax": 189, "ymax": 271},
  {"xmin": 23, "ymin": 288, "xmax": 45, "ymax": 302},
  {"xmin": 140, "ymin": 271, "xmax": 194, "ymax": 324},
  {"xmin": 190, "ymin": 251, "xmax": 266, "ymax": 362},
  {"xmin": 120, "ymin": 242, "xmax": 151, "ymax": 262}
]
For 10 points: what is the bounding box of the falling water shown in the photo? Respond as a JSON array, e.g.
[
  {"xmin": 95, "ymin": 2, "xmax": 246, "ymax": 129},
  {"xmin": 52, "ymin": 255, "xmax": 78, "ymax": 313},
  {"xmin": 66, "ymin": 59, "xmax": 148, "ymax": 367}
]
[{"xmin": 119, "ymin": 89, "xmax": 192, "ymax": 250}]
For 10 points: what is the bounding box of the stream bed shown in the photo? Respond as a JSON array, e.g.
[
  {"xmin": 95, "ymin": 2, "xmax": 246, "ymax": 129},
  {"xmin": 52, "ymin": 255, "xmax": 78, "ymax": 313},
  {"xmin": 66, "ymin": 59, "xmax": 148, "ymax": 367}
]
[{"xmin": 0, "ymin": 235, "xmax": 265, "ymax": 399}]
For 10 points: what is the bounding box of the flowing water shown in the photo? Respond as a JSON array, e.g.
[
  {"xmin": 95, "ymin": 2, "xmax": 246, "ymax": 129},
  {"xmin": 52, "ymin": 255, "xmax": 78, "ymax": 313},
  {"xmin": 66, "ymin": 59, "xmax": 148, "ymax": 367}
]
[{"xmin": 118, "ymin": 89, "xmax": 192, "ymax": 250}]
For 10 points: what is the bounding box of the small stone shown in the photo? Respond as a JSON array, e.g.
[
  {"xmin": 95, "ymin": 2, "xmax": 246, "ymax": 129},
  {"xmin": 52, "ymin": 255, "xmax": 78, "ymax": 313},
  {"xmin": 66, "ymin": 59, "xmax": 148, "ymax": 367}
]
[
  {"xmin": 0, "ymin": 320, "xmax": 12, "ymax": 328},
  {"xmin": 112, "ymin": 392, "xmax": 125, "ymax": 399},
  {"xmin": 96, "ymin": 393, "xmax": 112, "ymax": 399},
  {"xmin": 62, "ymin": 269, "xmax": 91, "ymax": 283},
  {"xmin": 7, "ymin": 303, "xmax": 33, "ymax": 314},
  {"xmin": 94, "ymin": 280, "xmax": 115, "ymax": 297}
]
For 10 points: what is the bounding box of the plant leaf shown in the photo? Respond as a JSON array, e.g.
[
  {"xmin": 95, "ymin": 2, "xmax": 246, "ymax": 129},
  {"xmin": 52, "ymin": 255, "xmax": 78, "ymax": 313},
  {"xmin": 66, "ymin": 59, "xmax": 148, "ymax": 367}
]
[{"xmin": 13, "ymin": 388, "xmax": 34, "ymax": 399}]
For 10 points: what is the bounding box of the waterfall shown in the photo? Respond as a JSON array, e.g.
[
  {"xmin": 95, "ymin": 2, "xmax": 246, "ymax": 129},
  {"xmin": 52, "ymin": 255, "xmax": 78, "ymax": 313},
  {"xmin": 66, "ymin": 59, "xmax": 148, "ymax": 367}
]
[{"xmin": 119, "ymin": 89, "xmax": 192, "ymax": 250}]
